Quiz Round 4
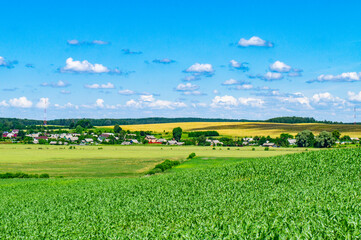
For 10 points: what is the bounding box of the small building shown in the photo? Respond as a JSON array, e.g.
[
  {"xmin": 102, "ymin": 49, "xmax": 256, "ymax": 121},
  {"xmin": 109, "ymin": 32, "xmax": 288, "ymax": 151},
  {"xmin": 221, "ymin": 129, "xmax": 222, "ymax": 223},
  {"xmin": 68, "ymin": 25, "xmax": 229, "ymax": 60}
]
[
  {"xmin": 263, "ymin": 142, "xmax": 275, "ymax": 147},
  {"xmin": 288, "ymin": 139, "xmax": 297, "ymax": 145},
  {"xmin": 84, "ymin": 138, "xmax": 94, "ymax": 143},
  {"xmin": 168, "ymin": 140, "xmax": 178, "ymax": 145},
  {"xmin": 121, "ymin": 141, "xmax": 131, "ymax": 145},
  {"xmin": 49, "ymin": 141, "xmax": 57, "ymax": 145},
  {"xmin": 145, "ymin": 135, "xmax": 157, "ymax": 143},
  {"xmin": 130, "ymin": 139, "xmax": 139, "ymax": 144}
]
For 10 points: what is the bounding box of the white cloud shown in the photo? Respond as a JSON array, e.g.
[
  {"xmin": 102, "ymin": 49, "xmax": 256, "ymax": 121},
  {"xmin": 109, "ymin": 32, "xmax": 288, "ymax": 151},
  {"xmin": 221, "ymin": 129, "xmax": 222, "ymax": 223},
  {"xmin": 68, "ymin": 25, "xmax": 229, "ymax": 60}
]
[
  {"xmin": 211, "ymin": 95, "xmax": 238, "ymax": 108},
  {"xmin": 0, "ymin": 100, "xmax": 9, "ymax": 107},
  {"xmin": 229, "ymin": 60, "xmax": 249, "ymax": 70},
  {"xmin": 234, "ymin": 84, "xmax": 253, "ymax": 90},
  {"xmin": 183, "ymin": 75, "xmax": 200, "ymax": 81},
  {"xmin": 239, "ymin": 97, "xmax": 264, "ymax": 107},
  {"xmin": 95, "ymin": 99, "xmax": 105, "ymax": 108},
  {"xmin": 61, "ymin": 58, "xmax": 110, "ymax": 73},
  {"xmin": 36, "ymin": 98, "xmax": 50, "ymax": 109},
  {"xmin": 118, "ymin": 89, "xmax": 136, "ymax": 95},
  {"xmin": 279, "ymin": 94, "xmax": 312, "ymax": 109},
  {"xmin": 9, "ymin": 97, "xmax": 33, "ymax": 108},
  {"xmin": 60, "ymin": 90, "xmax": 71, "ymax": 94},
  {"xmin": 85, "ymin": 82, "xmax": 115, "ymax": 89},
  {"xmin": 312, "ymin": 92, "xmax": 346, "ymax": 106},
  {"xmin": 0, "ymin": 56, "xmax": 17, "ymax": 68},
  {"xmin": 222, "ymin": 79, "xmax": 240, "ymax": 85},
  {"xmin": 308, "ymin": 72, "xmax": 361, "ymax": 83},
  {"xmin": 126, "ymin": 95, "xmax": 186, "ymax": 109},
  {"xmin": 213, "ymin": 89, "xmax": 219, "ymax": 94},
  {"xmin": 41, "ymin": 80, "xmax": 69, "ymax": 88},
  {"xmin": 185, "ymin": 63, "xmax": 214, "ymax": 74},
  {"xmin": 261, "ymin": 72, "xmax": 283, "ymax": 81},
  {"xmin": 269, "ymin": 61, "xmax": 292, "ymax": 73},
  {"xmin": 348, "ymin": 91, "xmax": 361, "ymax": 102},
  {"xmin": 238, "ymin": 36, "xmax": 273, "ymax": 47},
  {"xmin": 153, "ymin": 58, "xmax": 175, "ymax": 64},
  {"xmin": 67, "ymin": 40, "xmax": 110, "ymax": 45},
  {"xmin": 176, "ymin": 83, "xmax": 199, "ymax": 91},
  {"xmin": 182, "ymin": 91, "xmax": 205, "ymax": 96},
  {"xmin": 54, "ymin": 102, "xmax": 78, "ymax": 109},
  {"xmin": 211, "ymin": 95, "xmax": 263, "ymax": 108}
]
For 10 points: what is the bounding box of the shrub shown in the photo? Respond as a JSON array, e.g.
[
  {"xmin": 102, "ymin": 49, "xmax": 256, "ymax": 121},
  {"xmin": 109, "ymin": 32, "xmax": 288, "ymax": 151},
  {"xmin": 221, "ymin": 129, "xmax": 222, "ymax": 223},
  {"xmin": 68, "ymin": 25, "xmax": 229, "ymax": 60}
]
[
  {"xmin": 264, "ymin": 147, "xmax": 269, "ymax": 151},
  {"xmin": 187, "ymin": 152, "xmax": 196, "ymax": 159},
  {"xmin": 252, "ymin": 148, "xmax": 255, "ymax": 151},
  {"xmin": 39, "ymin": 173, "xmax": 50, "ymax": 178}
]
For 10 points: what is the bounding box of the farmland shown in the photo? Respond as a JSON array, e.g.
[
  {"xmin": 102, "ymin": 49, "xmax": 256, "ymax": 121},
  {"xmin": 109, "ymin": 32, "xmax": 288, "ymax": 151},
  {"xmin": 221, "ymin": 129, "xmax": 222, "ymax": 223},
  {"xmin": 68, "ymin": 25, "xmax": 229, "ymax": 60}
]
[
  {"xmin": 0, "ymin": 144, "xmax": 309, "ymax": 177},
  {"xmin": 1, "ymin": 149, "xmax": 361, "ymax": 238},
  {"xmin": 105, "ymin": 121, "xmax": 361, "ymax": 138}
]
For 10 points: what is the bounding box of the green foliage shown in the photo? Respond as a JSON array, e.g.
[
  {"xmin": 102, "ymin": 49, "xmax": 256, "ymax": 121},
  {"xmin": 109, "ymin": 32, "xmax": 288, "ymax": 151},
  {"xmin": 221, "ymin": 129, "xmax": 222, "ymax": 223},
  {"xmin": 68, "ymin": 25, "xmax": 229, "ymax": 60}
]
[
  {"xmin": 332, "ymin": 130, "xmax": 341, "ymax": 140},
  {"xmin": 315, "ymin": 131, "xmax": 335, "ymax": 148},
  {"xmin": 0, "ymin": 172, "xmax": 50, "ymax": 179},
  {"xmin": 296, "ymin": 130, "xmax": 315, "ymax": 147},
  {"xmin": 187, "ymin": 152, "xmax": 196, "ymax": 159},
  {"xmin": 113, "ymin": 124, "xmax": 122, "ymax": 133},
  {"xmin": 172, "ymin": 127, "xmax": 183, "ymax": 141},
  {"xmin": 147, "ymin": 160, "xmax": 181, "ymax": 174},
  {"xmin": 197, "ymin": 135, "xmax": 207, "ymax": 146},
  {"xmin": 1, "ymin": 149, "xmax": 361, "ymax": 238},
  {"xmin": 188, "ymin": 131, "xmax": 219, "ymax": 138},
  {"xmin": 264, "ymin": 147, "xmax": 269, "ymax": 151}
]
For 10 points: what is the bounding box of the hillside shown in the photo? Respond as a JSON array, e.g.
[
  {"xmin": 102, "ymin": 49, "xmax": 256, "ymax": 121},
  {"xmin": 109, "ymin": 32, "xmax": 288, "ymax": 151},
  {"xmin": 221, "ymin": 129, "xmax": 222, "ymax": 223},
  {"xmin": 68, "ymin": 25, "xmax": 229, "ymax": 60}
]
[{"xmin": 113, "ymin": 122, "xmax": 361, "ymax": 138}]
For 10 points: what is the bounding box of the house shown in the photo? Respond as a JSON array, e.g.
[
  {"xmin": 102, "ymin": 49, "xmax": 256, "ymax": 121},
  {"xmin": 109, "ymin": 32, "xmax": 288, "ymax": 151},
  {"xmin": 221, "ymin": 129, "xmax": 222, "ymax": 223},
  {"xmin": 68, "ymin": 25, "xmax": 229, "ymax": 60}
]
[
  {"xmin": 84, "ymin": 138, "xmax": 94, "ymax": 143},
  {"xmin": 288, "ymin": 139, "xmax": 297, "ymax": 145},
  {"xmin": 121, "ymin": 141, "xmax": 131, "ymax": 145},
  {"xmin": 49, "ymin": 141, "xmax": 57, "ymax": 145},
  {"xmin": 130, "ymin": 139, "xmax": 139, "ymax": 144},
  {"xmin": 145, "ymin": 135, "xmax": 157, "ymax": 143},
  {"xmin": 263, "ymin": 142, "xmax": 275, "ymax": 147},
  {"xmin": 212, "ymin": 140, "xmax": 223, "ymax": 146},
  {"xmin": 35, "ymin": 136, "xmax": 48, "ymax": 140},
  {"xmin": 168, "ymin": 140, "xmax": 178, "ymax": 145},
  {"xmin": 157, "ymin": 138, "xmax": 167, "ymax": 143}
]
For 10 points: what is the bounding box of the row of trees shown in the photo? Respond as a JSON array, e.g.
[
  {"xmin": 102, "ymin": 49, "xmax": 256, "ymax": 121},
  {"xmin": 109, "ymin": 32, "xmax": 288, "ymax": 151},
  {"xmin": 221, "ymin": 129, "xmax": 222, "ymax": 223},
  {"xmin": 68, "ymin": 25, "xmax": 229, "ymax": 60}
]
[{"xmin": 295, "ymin": 130, "xmax": 350, "ymax": 148}]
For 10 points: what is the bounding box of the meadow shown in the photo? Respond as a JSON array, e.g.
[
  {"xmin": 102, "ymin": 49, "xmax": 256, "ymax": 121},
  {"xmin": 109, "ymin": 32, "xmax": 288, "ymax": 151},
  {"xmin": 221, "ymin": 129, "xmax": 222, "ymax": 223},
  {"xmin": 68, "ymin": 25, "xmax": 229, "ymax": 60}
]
[
  {"xmin": 0, "ymin": 144, "xmax": 309, "ymax": 177},
  {"xmin": 105, "ymin": 121, "xmax": 361, "ymax": 138},
  {"xmin": 0, "ymin": 149, "xmax": 360, "ymax": 238}
]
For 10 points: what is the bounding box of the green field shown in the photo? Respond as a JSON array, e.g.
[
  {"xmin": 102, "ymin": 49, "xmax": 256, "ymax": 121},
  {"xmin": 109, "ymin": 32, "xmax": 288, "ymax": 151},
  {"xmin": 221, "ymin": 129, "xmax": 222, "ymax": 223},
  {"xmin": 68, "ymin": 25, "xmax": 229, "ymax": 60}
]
[
  {"xmin": 0, "ymin": 144, "xmax": 310, "ymax": 177},
  {"xmin": 1, "ymin": 149, "xmax": 360, "ymax": 238}
]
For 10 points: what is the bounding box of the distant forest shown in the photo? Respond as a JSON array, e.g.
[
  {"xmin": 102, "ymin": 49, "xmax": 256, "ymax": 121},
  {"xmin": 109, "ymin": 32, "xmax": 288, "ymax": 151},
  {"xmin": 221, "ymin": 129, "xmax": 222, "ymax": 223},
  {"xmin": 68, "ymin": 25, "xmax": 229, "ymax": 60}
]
[{"xmin": 0, "ymin": 116, "xmax": 349, "ymax": 131}]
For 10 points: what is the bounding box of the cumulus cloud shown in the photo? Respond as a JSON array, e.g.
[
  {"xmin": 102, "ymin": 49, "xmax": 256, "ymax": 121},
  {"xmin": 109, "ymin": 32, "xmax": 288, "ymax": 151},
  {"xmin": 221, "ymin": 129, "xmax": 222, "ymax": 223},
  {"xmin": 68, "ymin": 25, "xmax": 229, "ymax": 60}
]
[
  {"xmin": 85, "ymin": 82, "xmax": 115, "ymax": 89},
  {"xmin": 233, "ymin": 84, "xmax": 254, "ymax": 90},
  {"xmin": 95, "ymin": 99, "xmax": 105, "ymax": 108},
  {"xmin": 0, "ymin": 100, "xmax": 9, "ymax": 107},
  {"xmin": 185, "ymin": 63, "xmax": 214, "ymax": 75},
  {"xmin": 36, "ymin": 98, "xmax": 50, "ymax": 109},
  {"xmin": 269, "ymin": 61, "xmax": 292, "ymax": 73},
  {"xmin": 222, "ymin": 78, "xmax": 240, "ymax": 85},
  {"xmin": 122, "ymin": 49, "xmax": 142, "ymax": 55},
  {"xmin": 258, "ymin": 72, "xmax": 284, "ymax": 81},
  {"xmin": 182, "ymin": 91, "xmax": 206, "ymax": 96},
  {"xmin": 118, "ymin": 89, "xmax": 137, "ymax": 95},
  {"xmin": 176, "ymin": 83, "xmax": 200, "ymax": 91},
  {"xmin": 41, "ymin": 80, "xmax": 70, "ymax": 88},
  {"xmin": 67, "ymin": 40, "xmax": 110, "ymax": 46},
  {"xmin": 307, "ymin": 72, "xmax": 361, "ymax": 83},
  {"xmin": 54, "ymin": 102, "xmax": 79, "ymax": 109},
  {"xmin": 60, "ymin": 58, "xmax": 122, "ymax": 74},
  {"xmin": 153, "ymin": 58, "xmax": 175, "ymax": 64},
  {"xmin": 238, "ymin": 36, "xmax": 273, "ymax": 47},
  {"xmin": 211, "ymin": 95, "xmax": 264, "ymax": 108},
  {"xmin": 8, "ymin": 97, "xmax": 33, "ymax": 108},
  {"xmin": 348, "ymin": 91, "xmax": 361, "ymax": 102},
  {"xmin": 0, "ymin": 56, "xmax": 18, "ymax": 69},
  {"xmin": 229, "ymin": 60, "xmax": 249, "ymax": 71},
  {"xmin": 126, "ymin": 95, "xmax": 186, "ymax": 109}
]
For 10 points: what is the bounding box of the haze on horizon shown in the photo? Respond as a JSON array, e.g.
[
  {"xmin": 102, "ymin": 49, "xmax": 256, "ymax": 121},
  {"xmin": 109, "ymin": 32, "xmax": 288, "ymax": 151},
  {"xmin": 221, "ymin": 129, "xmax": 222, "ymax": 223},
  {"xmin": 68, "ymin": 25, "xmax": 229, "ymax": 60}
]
[{"xmin": 1, "ymin": 0, "xmax": 361, "ymax": 122}]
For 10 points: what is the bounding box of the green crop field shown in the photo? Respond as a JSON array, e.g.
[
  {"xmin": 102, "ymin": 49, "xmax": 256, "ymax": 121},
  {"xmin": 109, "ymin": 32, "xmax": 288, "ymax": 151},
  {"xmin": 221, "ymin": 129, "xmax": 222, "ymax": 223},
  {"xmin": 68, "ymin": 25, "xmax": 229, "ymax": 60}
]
[
  {"xmin": 0, "ymin": 149, "xmax": 360, "ymax": 238},
  {"xmin": 0, "ymin": 144, "xmax": 309, "ymax": 177}
]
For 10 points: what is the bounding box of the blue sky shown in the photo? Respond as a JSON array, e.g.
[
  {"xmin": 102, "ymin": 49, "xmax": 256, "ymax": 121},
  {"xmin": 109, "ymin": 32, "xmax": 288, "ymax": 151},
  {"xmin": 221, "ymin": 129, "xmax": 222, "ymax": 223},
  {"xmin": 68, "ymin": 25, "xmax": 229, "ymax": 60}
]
[{"xmin": 1, "ymin": 0, "xmax": 361, "ymax": 121}]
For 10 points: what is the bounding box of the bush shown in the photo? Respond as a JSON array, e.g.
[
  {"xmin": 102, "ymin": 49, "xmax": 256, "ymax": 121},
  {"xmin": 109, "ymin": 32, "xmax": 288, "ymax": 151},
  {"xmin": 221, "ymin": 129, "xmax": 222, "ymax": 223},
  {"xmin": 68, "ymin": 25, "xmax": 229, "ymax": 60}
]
[
  {"xmin": 147, "ymin": 168, "xmax": 163, "ymax": 175},
  {"xmin": 154, "ymin": 160, "xmax": 180, "ymax": 172},
  {"xmin": 0, "ymin": 172, "xmax": 50, "ymax": 179},
  {"xmin": 264, "ymin": 147, "xmax": 269, "ymax": 151},
  {"xmin": 187, "ymin": 152, "xmax": 196, "ymax": 159},
  {"xmin": 252, "ymin": 148, "xmax": 255, "ymax": 151},
  {"xmin": 39, "ymin": 173, "xmax": 50, "ymax": 178}
]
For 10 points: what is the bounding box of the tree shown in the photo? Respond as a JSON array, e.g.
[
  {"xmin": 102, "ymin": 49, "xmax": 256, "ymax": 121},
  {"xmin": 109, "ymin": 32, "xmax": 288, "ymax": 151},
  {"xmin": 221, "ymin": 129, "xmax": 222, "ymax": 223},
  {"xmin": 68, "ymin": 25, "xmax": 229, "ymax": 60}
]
[
  {"xmin": 197, "ymin": 135, "xmax": 206, "ymax": 146},
  {"xmin": 332, "ymin": 130, "xmax": 341, "ymax": 140},
  {"xmin": 172, "ymin": 127, "xmax": 183, "ymax": 141},
  {"xmin": 75, "ymin": 125, "xmax": 83, "ymax": 134},
  {"xmin": 75, "ymin": 119, "xmax": 93, "ymax": 129},
  {"xmin": 315, "ymin": 131, "xmax": 335, "ymax": 148},
  {"xmin": 114, "ymin": 124, "xmax": 122, "ymax": 133},
  {"xmin": 296, "ymin": 130, "xmax": 315, "ymax": 147}
]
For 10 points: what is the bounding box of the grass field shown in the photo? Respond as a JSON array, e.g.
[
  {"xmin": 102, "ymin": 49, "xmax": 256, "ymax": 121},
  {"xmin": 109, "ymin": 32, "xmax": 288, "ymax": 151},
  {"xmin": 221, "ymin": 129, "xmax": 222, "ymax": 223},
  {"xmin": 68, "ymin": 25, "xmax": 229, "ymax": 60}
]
[
  {"xmin": 0, "ymin": 144, "xmax": 310, "ymax": 177},
  {"xmin": 103, "ymin": 121, "xmax": 361, "ymax": 137},
  {"xmin": 1, "ymin": 149, "xmax": 360, "ymax": 238}
]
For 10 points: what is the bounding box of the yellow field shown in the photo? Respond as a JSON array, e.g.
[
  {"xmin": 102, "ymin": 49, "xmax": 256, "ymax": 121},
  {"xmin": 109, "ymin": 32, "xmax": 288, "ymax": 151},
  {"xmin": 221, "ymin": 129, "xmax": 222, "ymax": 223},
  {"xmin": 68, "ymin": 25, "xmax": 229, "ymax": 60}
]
[{"xmin": 101, "ymin": 122, "xmax": 361, "ymax": 137}]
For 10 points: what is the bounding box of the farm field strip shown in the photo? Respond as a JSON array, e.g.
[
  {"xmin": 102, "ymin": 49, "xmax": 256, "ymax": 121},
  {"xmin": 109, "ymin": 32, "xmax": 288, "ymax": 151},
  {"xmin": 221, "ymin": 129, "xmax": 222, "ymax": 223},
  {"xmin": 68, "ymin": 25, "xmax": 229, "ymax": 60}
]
[
  {"xmin": 100, "ymin": 121, "xmax": 361, "ymax": 137},
  {"xmin": 0, "ymin": 145, "xmax": 311, "ymax": 177}
]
